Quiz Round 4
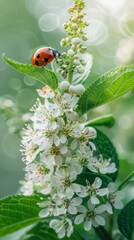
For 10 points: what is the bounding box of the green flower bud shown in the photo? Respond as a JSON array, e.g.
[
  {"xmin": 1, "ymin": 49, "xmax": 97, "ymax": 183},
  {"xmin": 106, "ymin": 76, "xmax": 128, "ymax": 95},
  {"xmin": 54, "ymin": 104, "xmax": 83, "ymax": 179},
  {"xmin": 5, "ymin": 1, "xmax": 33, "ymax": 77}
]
[
  {"xmin": 71, "ymin": 23, "xmax": 78, "ymax": 29},
  {"xmin": 68, "ymin": 49, "xmax": 75, "ymax": 56},
  {"xmin": 77, "ymin": 67, "xmax": 84, "ymax": 74},
  {"xmin": 71, "ymin": 37, "xmax": 81, "ymax": 45},
  {"xmin": 73, "ymin": 59, "xmax": 80, "ymax": 66},
  {"xmin": 60, "ymin": 81, "xmax": 70, "ymax": 90}
]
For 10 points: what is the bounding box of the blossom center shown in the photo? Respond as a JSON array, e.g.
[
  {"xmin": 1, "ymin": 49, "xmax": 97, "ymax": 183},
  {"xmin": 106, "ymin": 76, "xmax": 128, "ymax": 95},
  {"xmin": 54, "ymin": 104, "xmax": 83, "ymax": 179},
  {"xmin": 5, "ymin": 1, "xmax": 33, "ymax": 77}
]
[
  {"xmin": 50, "ymin": 145, "xmax": 60, "ymax": 156},
  {"xmin": 37, "ymin": 164, "xmax": 50, "ymax": 175}
]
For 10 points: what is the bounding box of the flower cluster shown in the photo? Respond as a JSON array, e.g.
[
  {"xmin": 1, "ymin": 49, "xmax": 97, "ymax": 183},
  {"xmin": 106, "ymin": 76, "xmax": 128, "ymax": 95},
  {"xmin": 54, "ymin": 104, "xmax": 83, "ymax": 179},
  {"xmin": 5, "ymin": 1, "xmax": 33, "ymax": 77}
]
[
  {"xmin": 20, "ymin": 83, "xmax": 123, "ymax": 238},
  {"xmin": 57, "ymin": 0, "xmax": 90, "ymax": 80}
]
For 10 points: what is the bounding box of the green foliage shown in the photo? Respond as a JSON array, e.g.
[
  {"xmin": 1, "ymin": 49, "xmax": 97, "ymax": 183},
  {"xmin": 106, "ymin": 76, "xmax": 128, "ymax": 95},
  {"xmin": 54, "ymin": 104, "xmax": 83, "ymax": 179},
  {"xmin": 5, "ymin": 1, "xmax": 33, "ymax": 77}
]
[
  {"xmin": 0, "ymin": 195, "xmax": 41, "ymax": 237},
  {"xmin": 118, "ymin": 200, "xmax": 134, "ymax": 240},
  {"xmin": 2, "ymin": 54, "xmax": 58, "ymax": 90},
  {"xmin": 92, "ymin": 129, "xmax": 119, "ymax": 181},
  {"xmin": 77, "ymin": 64, "xmax": 134, "ymax": 114},
  {"xmin": 20, "ymin": 222, "xmax": 83, "ymax": 240},
  {"xmin": 85, "ymin": 115, "xmax": 115, "ymax": 128}
]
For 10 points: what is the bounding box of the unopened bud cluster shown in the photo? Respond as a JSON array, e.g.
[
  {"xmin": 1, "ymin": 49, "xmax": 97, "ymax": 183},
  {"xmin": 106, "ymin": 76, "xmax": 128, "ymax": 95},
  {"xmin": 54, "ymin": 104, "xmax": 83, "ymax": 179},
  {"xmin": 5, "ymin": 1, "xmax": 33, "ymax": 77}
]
[{"xmin": 57, "ymin": 0, "xmax": 89, "ymax": 80}]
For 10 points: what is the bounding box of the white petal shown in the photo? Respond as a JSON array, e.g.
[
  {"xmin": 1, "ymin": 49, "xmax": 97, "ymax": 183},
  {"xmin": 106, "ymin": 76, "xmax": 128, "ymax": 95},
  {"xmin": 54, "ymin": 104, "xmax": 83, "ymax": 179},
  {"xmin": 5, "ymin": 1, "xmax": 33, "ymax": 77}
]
[
  {"xmin": 76, "ymin": 186, "xmax": 87, "ymax": 198},
  {"xmin": 53, "ymin": 135, "xmax": 60, "ymax": 146},
  {"xmin": 92, "ymin": 177, "xmax": 102, "ymax": 189},
  {"xmin": 98, "ymin": 188, "xmax": 108, "ymax": 196},
  {"xmin": 116, "ymin": 191, "xmax": 125, "ymax": 200},
  {"xmin": 91, "ymin": 219, "xmax": 99, "ymax": 227},
  {"xmin": 113, "ymin": 200, "xmax": 124, "ymax": 209},
  {"xmin": 60, "ymin": 146, "xmax": 68, "ymax": 154},
  {"xmin": 106, "ymin": 202, "xmax": 113, "ymax": 214},
  {"xmin": 96, "ymin": 205, "xmax": 106, "ymax": 214},
  {"xmin": 60, "ymin": 135, "xmax": 67, "ymax": 144},
  {"xmin": 50, "ymin": 121, "xmax": 57, "ymax": 130},
  {"xmin": 87, "ymin": 200, "xmax": 95, "ymax": 210},
  {"xmin": 77, "ymin": 205, "xmax": 87, "ymax": 213},
  {"xmin": 68, "ymin": 206, "xmax": 77, "ymax": 215},
  {"xmin": 94, "ymin": 215, "xmax": 105, "ymax": 226},
  {"xmin": 41, "ymin": 185, "xmax": 51, "ymax": 195},
  {"xmin": 84, "ymin": 220, "xmax": 92, "ymax": 231},
  {"xmin": 39, "ymin": 208, "xmax": 50, "ymax": 218},
  {"xmin": 88, "ymin": 127, "xmax": 97, "ymax": 138},
  {"xmin": 71, "ymin": 197, "xmax": 82, "ymax": 206},
  {"xmin": 108, "ymin": 182, "xmax": 115, "ymax": 193},
  {"xmin": 72, "ymin": 183, "xmax": 81, "ymax": 193},
  {"xmin": 71, "ymin": 139, "xmax": 78, "ymax": 150},
  {"xmin": 50, "ymin": 219, "xmax": 59, "ymax": 229},
  {"xmin": 87, "ymin": 165, "xmax": 98, "ymax": 173},
  {"xmin": 74, "ymin": 214, "xmax": 85, "ymax": 224},
  {"xmin": 66, "ymin": 187, "xmax": 74, "ymax": 199},
  {"xmin": 90, "ymin": 196, "xmax": 100, "ymax": 205},
  {"xmin": 58, "ymin": 227, "xmax": 66, "ymax": 239}
]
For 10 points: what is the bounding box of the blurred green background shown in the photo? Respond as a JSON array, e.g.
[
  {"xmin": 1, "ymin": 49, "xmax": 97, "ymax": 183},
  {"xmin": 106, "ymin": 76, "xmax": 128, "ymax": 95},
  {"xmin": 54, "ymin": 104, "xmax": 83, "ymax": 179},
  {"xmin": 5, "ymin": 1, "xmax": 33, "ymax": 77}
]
[{"xmin": 0, "ymin": 0, "xmax": 134, "ymax": 201}]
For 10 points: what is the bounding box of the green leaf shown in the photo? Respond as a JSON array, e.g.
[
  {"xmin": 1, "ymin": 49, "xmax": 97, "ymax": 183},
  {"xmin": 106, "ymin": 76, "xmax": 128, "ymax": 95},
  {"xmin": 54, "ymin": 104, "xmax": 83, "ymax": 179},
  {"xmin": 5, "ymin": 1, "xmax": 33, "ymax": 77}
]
[
  {"xmin": 85, "ymin": 115, "xmax": 115, "ymax": 128},
  {"xmin": 77, "ymin": 64, "xmax": 134, "ymax": 114},
  {"xmin": 2, "ymin": 54, "xmax": 58, "ymax": 90},
  {"xmin": 20, "ymin": 221, "xmax": 84, "ymax": 240},
  {"xmin": 92, "ymin": 129, "xmax": 119, "ymax": 181},
  {"xmin": 0, "ymin": 195, "xmax": 41, "ymax": 237},
  {"xmin": 118, "ymin": 200, "xmax": 134, "ymax": 240}
]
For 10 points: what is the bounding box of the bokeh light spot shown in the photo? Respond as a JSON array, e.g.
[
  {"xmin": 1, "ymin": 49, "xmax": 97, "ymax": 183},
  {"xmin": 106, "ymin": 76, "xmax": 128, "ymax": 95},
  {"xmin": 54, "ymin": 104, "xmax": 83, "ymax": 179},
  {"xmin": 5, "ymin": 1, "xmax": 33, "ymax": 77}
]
[
  {"xmin": 39, "ymin": 13, "xmax": 60, "ymax": 32},
  {"xmin": 16, "ymin": 88, "xmax": 36, "ymax": 109},
  {"xmin": 86, "ymin": 19, "xmax": 108, "ymax": 46},
  {"xmin": 9, "ymin": 78, "xmax": 22, "ymax": 91},
  {"xmin": 24, "ymin": 76, "xmax": 36, "ymax": 86}
]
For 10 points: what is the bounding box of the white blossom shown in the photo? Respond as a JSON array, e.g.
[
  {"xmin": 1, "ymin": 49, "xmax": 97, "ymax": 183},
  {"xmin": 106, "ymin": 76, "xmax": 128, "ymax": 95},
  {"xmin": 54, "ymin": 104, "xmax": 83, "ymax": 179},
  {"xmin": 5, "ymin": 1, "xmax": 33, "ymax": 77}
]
[
  {"xmin": 20, "ymin": 80, "xmax": 117, "ymax": 239},
  {"xmin": 88, "ymin": 155, "xmax": 117, "ymax": 174},
  {"xmin": 74, "ymin": 200, "xmax": 106, "ymax": 230},
  {"xmin": 50, "ymin": 218, "xmax": 73, "ymax": 238},
  {"xmin": 105, "ymin": 183, "xmax": 124, "ymax": 213},
  {"xmin": 76, "ymin": 178, "xmax": 108, "ymax": 204}
]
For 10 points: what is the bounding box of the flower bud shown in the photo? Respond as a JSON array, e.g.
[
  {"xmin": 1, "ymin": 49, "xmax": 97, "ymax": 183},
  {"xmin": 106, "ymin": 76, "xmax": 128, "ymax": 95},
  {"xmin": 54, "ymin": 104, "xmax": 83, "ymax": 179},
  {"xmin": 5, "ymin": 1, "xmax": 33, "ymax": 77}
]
[
  {"xmin": 75, "ymin": 84, "xmax": 85, "ymax": 95},
  {"xmin": 80, "ymin": 47, "xmax": 87, "ymax": 53},
  {"xmin": 60, "ymin": 81, "xmax": 70, "ymax": 90},
  {"xmin": 60, "ymin": 39, "xmax": 67, "ymax": 47},
  {"xmin": 69, "ymin": 85, "xmax": 76, "ymax": 94},
  {"xmin": 56, "ymin": 68, "xmax": 61, "ymax": 74},
  {"xmin": 71, "ymin": 37, "xmax": 81, "ymax": 45},
  {"xmin": 77, "ymin": 67, "xmax": 84, "ymax": 74},
  {"xmin": 71, "ymin": 23, "xmax": 78, "ymax": 29},
  {"xmin": 73, "ymin": 59, "xmax": 80, "ymax": 66},
  {"xmin": 82, "ymin": 36, "xmax": 88, "ymax": 41},
  {"xmin": 68, "ymin": 49, "xmax": 75, "ymax": 56},
  {"xmin": 61, "ymin": 52, "xmax": 67, "ymax": 57},
  {"xmin": 80, "ymin": 59, "xmax": 86, "ymax": 65}
]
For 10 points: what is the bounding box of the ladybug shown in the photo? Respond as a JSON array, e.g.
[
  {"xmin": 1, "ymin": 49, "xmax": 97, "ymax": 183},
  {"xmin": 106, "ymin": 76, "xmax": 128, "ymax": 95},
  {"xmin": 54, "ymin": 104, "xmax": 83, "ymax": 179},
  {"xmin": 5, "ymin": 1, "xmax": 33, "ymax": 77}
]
[{"xmin": 32, "ymin": 47, "xmax": 61, "ymax": 67}]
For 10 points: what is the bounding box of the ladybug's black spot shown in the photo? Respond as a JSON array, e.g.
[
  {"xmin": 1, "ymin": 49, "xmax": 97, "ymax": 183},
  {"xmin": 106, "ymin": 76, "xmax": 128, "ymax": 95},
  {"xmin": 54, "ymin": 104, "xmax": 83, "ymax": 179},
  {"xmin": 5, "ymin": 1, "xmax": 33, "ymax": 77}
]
[
  {"xmin": 36, "ymin": 54, "xmax": 40, "ymax": 58},
  {"xmin": 35, "ymin": 60, "xmax": 39, "ymax": 66},
  {"xmin": 44, "ymin": 58, "xmax": 49, "ymax": 62}
]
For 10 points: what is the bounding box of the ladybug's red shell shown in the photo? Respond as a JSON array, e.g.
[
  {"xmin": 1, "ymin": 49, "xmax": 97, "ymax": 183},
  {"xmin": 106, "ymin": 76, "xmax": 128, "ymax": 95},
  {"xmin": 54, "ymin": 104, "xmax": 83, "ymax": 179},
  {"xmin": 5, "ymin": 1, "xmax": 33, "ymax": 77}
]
[
  {"xmin": 32, "ymin": 47, "xmax": 55, "ymax": 67},
  {"xmin": 32, "ymin": 47, "xmax": 60, "ymax": 67}
]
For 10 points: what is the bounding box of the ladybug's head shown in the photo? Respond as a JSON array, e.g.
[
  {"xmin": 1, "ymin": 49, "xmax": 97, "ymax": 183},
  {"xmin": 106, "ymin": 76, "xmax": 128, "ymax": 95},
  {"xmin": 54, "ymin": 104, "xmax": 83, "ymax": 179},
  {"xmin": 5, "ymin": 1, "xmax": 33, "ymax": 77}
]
[{"xmin": 48, "ymin": 48, "xmax": 61, "ymax": 58}]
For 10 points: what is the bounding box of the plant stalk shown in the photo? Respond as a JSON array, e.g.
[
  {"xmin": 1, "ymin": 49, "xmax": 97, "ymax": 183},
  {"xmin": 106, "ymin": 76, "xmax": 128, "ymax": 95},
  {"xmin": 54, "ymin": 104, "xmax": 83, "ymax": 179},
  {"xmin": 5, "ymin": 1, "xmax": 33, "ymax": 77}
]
[
  {"xmin": 118, "ymin": 171, "xmax": 134, "ymax": 190},
  {"xmin": 67, "ymin": 58, "xmax": 73, "ymax": 83}
]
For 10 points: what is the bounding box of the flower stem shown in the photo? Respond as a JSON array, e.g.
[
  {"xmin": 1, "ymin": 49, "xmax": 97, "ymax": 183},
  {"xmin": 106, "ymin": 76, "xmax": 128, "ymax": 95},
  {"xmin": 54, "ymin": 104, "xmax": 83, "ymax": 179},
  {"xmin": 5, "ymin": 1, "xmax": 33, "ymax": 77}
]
[
  {"xmin": 67, "ymin": 58, "xmax": 73, "ymax": 83},
  {"xmin": 118, "ymin": 171, "xmax": 134, "ymax": 190},
  {"xmin": 95, "ymin": 226, "xmax": 113, "ymax": 240}
]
